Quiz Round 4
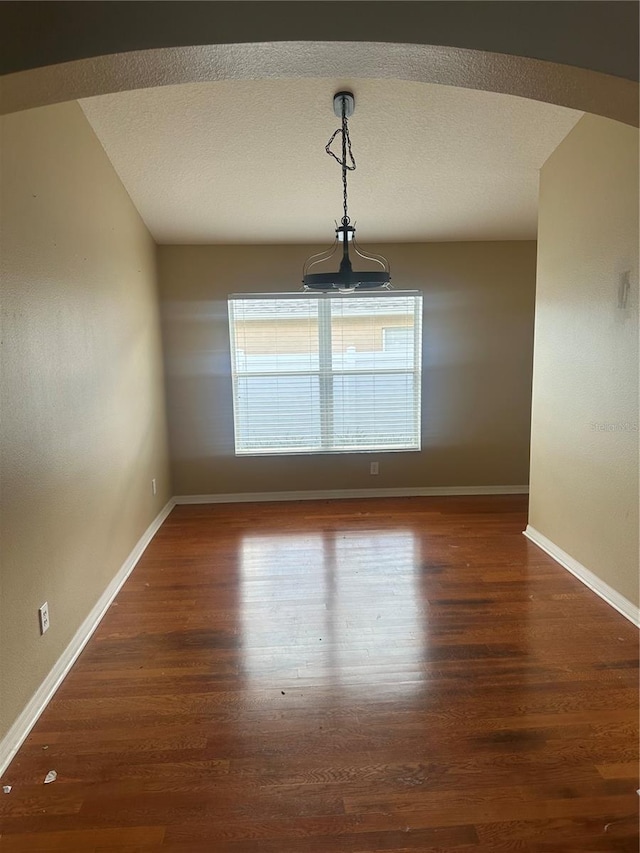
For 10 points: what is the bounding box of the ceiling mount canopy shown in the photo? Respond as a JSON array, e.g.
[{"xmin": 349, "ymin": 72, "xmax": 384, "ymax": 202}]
[{"xmin": 303, "ymin": 91, "xmax": 391, "ymax": 293}]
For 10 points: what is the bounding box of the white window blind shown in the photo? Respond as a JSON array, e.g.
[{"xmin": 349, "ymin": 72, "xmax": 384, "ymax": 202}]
[{"xmin": 228, "ymin": 291, "xmax": 422, "ymax": 455}]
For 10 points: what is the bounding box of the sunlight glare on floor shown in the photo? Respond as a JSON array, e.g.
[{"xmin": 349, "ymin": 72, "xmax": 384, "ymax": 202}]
[{"xmin": 239, "ymin": 529, "xmax": 423, "ymax": 692}]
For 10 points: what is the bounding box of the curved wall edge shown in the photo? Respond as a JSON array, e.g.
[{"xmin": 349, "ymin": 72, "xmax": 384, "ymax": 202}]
[{"xmin": 1, "ymin": 42, "xmax": 637, "ymax": 126}]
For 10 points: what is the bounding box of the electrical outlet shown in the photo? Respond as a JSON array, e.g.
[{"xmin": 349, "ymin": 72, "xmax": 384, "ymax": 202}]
[
  {"xmin": 151, "ymin": 478, "xmax": 157, "ymax": 496},
  {"xmin": 39, "ymin": 602, "xmax": 50, "ymax": 635},
  {"xmin": 370, "ymin": 461, "xmax": 379, "ymax": 475}
]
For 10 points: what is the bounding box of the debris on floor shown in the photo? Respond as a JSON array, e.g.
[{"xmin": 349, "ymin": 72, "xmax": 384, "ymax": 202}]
[
  {"xmin": 43, "ymin": 770, "xmax": 57, "ymax": 784},
  {"xmin": 2, "ymin": 785, "xmax": 12, "ymax": 793}
]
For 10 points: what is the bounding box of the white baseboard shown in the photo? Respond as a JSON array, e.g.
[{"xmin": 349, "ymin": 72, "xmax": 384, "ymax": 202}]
[
  {"xmin": 175, "ymin": 485, "xmax": 529, "ymax": 504},
  {"xmin": 0, "ymin": 499, "xmax": 176, "ymax": 779},
  {"xmin": 524, "ymin": 525, "xmax": 640, "ymax": 628}
]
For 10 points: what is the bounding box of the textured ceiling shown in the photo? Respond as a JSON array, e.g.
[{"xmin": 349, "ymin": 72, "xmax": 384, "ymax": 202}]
[{"xmin": 80, "ymin": 78, "xmax": 582, "ymax": 244}]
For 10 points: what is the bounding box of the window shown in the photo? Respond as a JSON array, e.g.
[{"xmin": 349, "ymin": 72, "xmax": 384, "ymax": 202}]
[{"xmin": 228, "ymin": 291, "xmax": 422, "ymax": 455}]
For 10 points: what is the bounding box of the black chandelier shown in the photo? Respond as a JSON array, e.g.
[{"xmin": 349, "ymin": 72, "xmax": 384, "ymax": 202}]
[{"xmin": 302, "ymin": 92, "xmax": 391, "ymax": 292}]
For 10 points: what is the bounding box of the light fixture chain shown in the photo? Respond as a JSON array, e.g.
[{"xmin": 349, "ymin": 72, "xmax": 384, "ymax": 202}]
[{"xmin": 325, "ymin": 96, "xmax": 356, "ymax": 226}]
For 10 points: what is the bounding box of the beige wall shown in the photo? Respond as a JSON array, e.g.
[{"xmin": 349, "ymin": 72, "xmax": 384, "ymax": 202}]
[
  {"xmin": 159, "ymin": 241, "xmax": 537, "ymax": 496},
  {"xmin": 529, "ymin": 114, "xmax": 639, "ymax": 607},
  {"xmin": 0, "ymin": 101, "xmax": 171, "ymax": 741}
]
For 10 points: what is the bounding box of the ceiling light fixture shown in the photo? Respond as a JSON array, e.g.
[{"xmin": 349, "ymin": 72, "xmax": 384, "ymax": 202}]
[{"xmin": 303, "ymin": 92, "xmax": 391, "ymax": 292}]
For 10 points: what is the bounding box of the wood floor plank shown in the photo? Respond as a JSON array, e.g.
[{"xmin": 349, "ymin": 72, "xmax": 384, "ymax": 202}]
[
  {"xmin": 0, "ymin": 825, "xmax": 165, "ymax": 852},
  {"xmin": 1, "ymin": 496, "xmax": 637, "ymax": 851}
]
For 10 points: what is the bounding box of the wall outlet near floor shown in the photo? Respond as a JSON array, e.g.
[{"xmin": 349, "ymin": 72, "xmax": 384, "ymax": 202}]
[
  {"xmin": 38, "ymin": 602, "xmax": 50, "ymax": 635},
  {"xmin": 370, "ymin": 461, "xmax": 379, "ymax": 475},
  {"xmin": 151, "ymin": 478, "xmax": 157, "ymax": 496}
]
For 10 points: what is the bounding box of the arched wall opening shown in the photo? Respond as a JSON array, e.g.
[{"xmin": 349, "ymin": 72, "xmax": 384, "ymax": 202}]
[
  {"xmin": 1, "ymin": 22, "xmax": 638, "ymax": 776},
  {"xmin": 1, "ymin": 41, "xmax": 637, "ymax": 126}
]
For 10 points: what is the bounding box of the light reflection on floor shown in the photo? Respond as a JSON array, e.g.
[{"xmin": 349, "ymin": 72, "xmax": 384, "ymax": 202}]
[{"xmin": 239, "ymin": 529, "xmax": 423, "ymax": 692}]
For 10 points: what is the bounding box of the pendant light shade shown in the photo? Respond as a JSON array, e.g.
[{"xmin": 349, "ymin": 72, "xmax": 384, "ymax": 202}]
[{"xmin": 302, "ymin": 92, "xmax": 391, "ymax": 293}]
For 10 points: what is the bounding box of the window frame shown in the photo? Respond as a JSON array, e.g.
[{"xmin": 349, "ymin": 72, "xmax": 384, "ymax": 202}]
[{"xmin": 228, "ymin": 291, "xmax": 423, "ymax": 456}]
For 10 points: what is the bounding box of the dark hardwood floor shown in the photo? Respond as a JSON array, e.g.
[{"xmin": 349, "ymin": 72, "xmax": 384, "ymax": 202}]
[{"xmin": 1, "ymin": 496, "xmax": 638, "ymax": 851}]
